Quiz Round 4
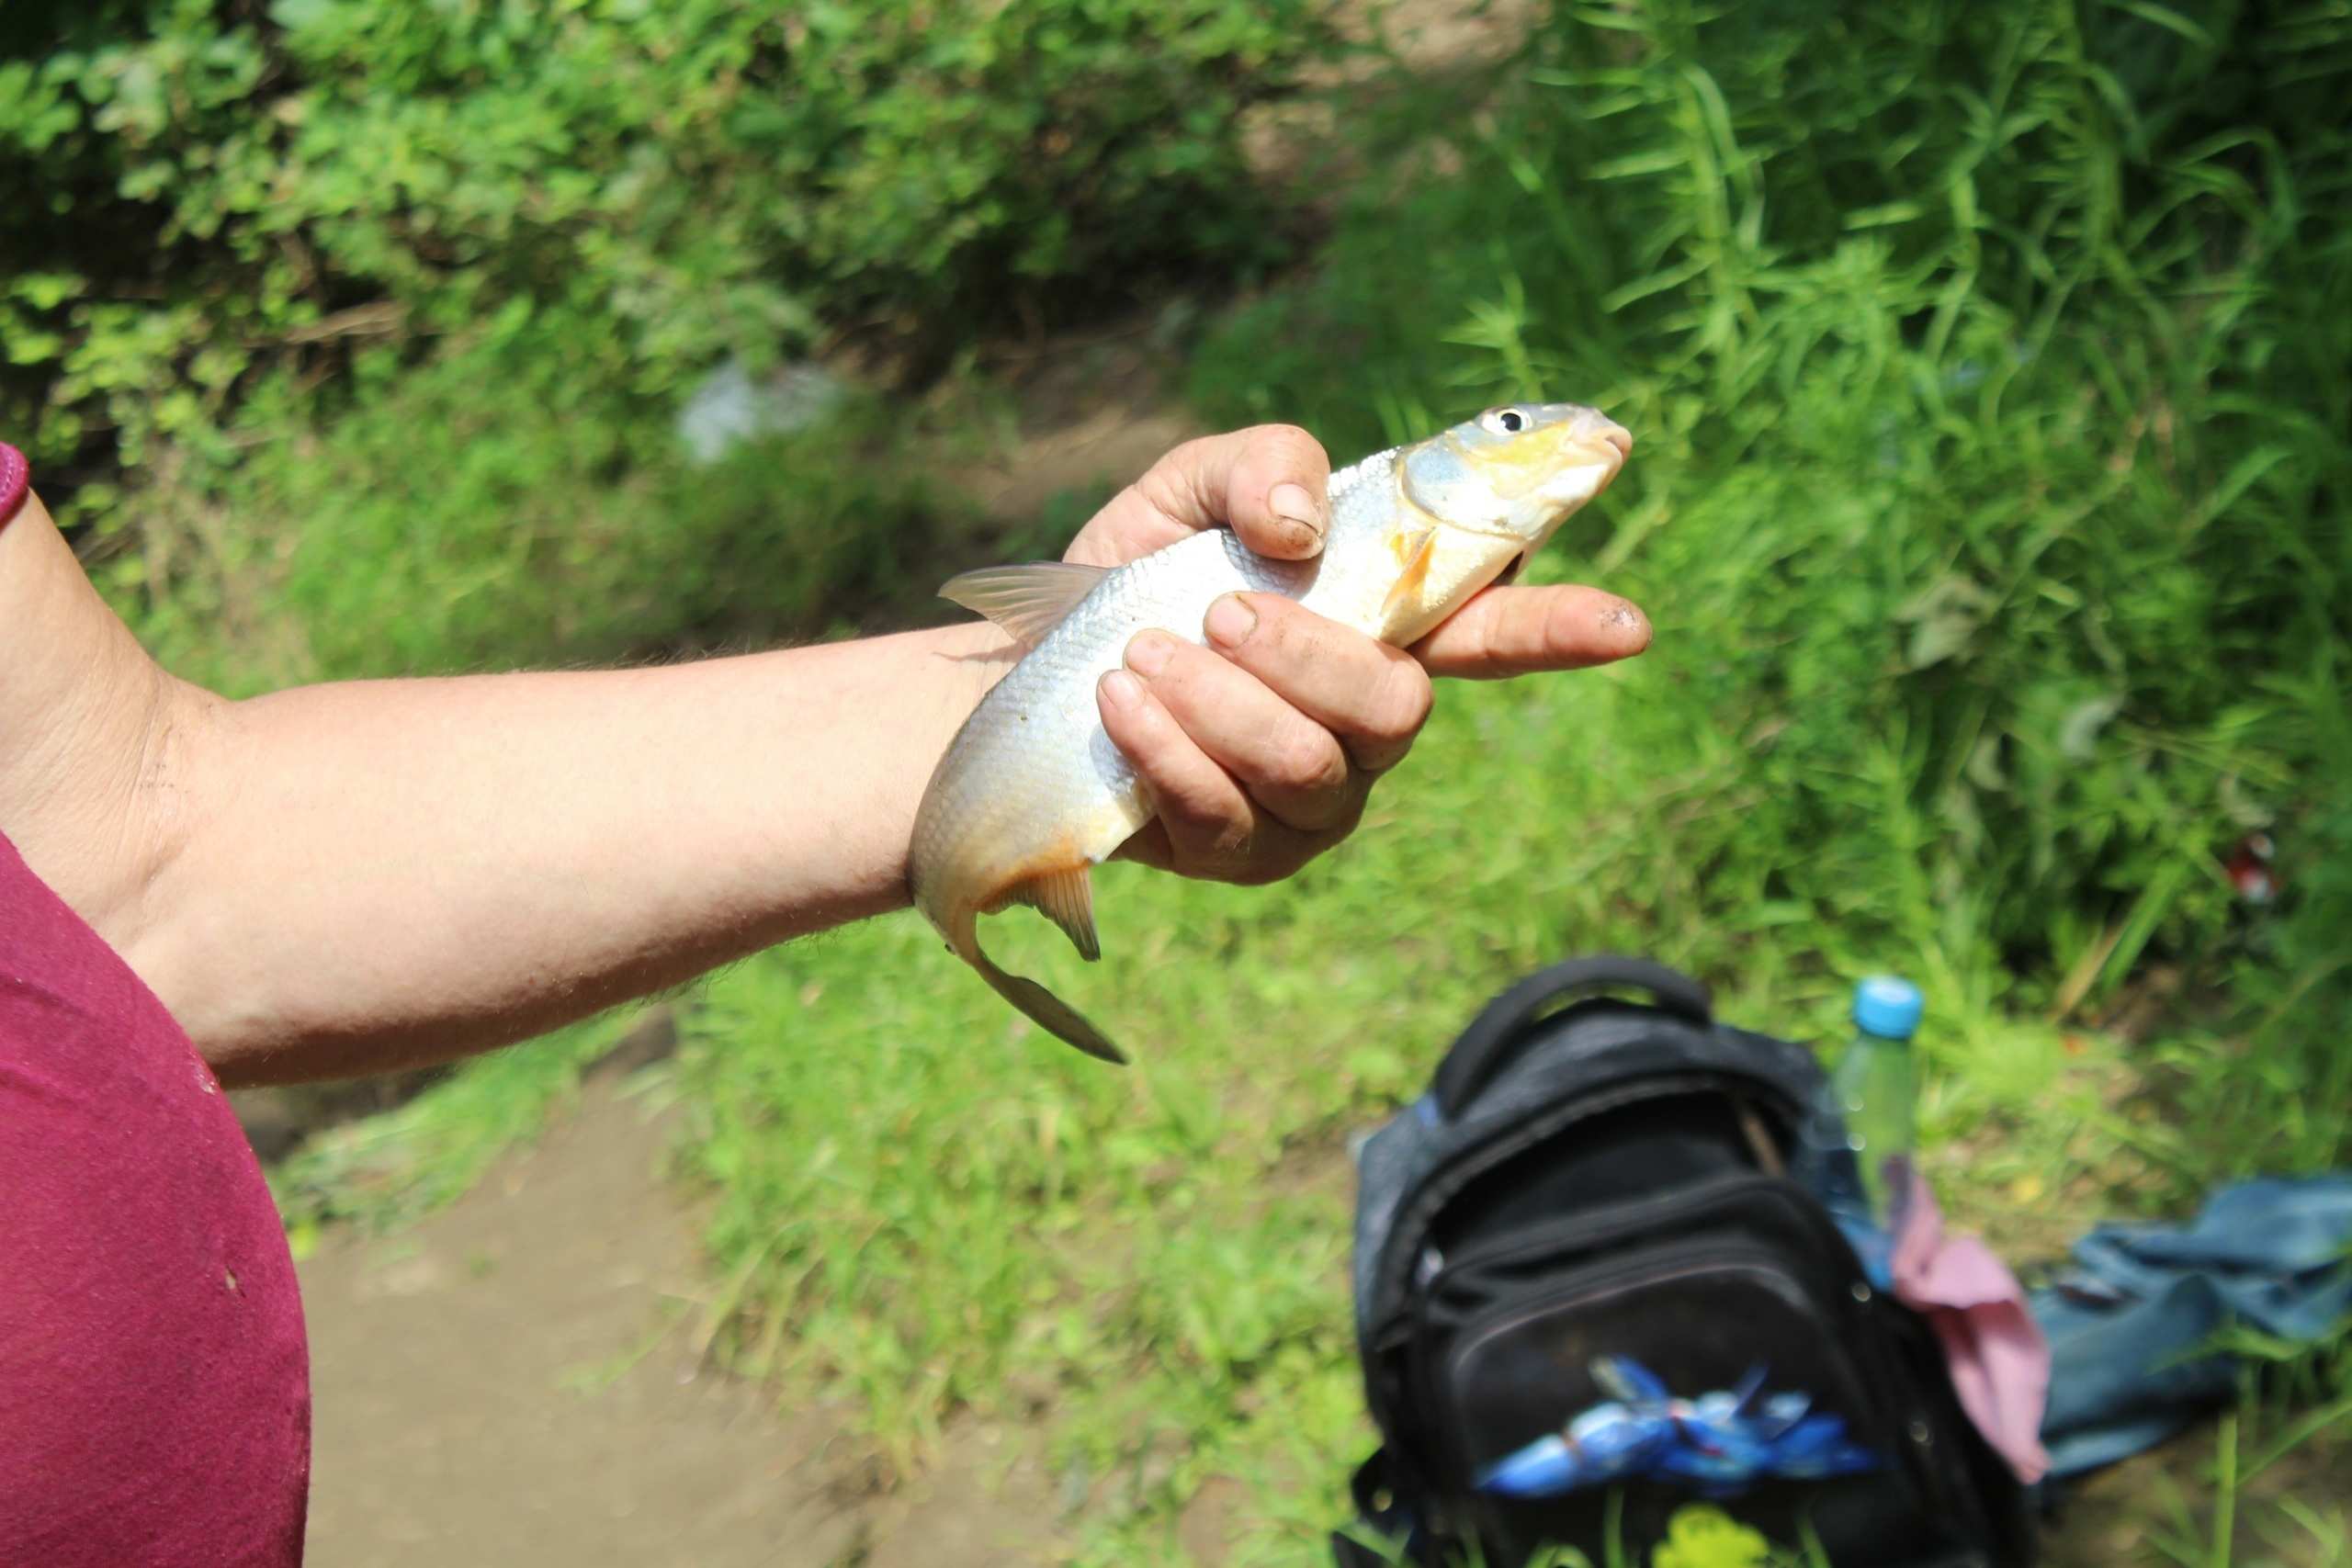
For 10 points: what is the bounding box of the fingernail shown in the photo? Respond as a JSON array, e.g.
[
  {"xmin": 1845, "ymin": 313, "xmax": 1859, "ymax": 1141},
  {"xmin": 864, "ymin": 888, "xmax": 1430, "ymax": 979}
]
[
  {"xmin": 1100, "ymin": 669, "xmax": 1144, "ymax": 710},
  {"xmin": 1275, "ymin": 516, "xmax": 1323, "ymax": 556},
  {"xmin": 1125, "ymin": 630, "xmax": 1176, "ymax": 677},
  {"xmin": 1269, "ymin": 482, "xmax": 1324, "ymax": 538},
  {"xmin": 1604, "ymin": 597, "xmax": 1654, "ymax": 653},
  {"xmin": 1204, "ymin": 593, "xmax": 1257, "ymax": 649}
]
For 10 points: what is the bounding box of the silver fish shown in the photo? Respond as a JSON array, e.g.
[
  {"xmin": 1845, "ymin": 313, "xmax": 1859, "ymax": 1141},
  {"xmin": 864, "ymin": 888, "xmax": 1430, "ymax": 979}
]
[{"xmin": 910, "ymin": 403, "xmax": 1634, "ymax": 1062}]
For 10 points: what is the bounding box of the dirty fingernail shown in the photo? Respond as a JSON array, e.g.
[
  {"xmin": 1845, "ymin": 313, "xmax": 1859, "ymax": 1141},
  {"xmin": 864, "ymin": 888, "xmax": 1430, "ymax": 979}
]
[
  {"xmin": 1100, "ymin": 669, "xmax": 1145, "ymax": 711},
  {"xmin": 1204, "ymin": 593, "xmax": 1257, "ymax": 649},
  {"xmin": 1125, "ymin": 630, "xmax": 1176, "ymax": 677},
  {"xmin": 1603, "ymin": 597, "xmax": 1654, "ymax": 652},
  {"xmin": 1269, "ymin": 482, "xmax": 1324, "ymax": 536}
]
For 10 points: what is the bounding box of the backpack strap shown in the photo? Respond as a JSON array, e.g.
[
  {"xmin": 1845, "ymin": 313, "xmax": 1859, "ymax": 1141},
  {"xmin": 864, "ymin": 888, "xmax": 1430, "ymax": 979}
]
[
  {"xmin": 1330, "ymin": 1447, "xmax": 1426, "ymax": 1567},
  {"xmin": 1433, "ymin": 954, "xmax": 1713, "ymax": 1118}
]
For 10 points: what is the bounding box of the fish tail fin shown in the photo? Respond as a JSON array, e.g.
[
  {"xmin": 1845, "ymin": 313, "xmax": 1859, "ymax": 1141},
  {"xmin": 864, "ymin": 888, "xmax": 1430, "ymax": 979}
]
[{"xmin": 944, "ymin": 904, "xmax": 1127, "ymax": 1066}]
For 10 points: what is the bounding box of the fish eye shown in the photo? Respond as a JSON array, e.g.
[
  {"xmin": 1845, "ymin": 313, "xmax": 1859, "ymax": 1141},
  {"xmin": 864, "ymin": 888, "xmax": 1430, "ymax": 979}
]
[{"xmin": 1483, "ymin": 407, "xmax": 1529, "ymax": 435}]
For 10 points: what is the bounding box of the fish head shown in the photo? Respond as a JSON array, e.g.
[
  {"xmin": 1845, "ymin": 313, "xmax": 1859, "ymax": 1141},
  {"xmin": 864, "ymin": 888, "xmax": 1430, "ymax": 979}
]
[{"xmin": 1399, "ymin": 402, "xmax": 1631, "ymax": 549}]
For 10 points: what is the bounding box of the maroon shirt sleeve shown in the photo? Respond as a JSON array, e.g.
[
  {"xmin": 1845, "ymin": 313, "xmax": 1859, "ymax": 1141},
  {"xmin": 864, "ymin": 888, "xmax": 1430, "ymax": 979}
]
[
  {"xmin": 0, "ymin": 441, "xmax": 26, "ymax": 525},
  {"xmin": 2, "ymin": 450, "xmax": 311, "ymax": 1564}
]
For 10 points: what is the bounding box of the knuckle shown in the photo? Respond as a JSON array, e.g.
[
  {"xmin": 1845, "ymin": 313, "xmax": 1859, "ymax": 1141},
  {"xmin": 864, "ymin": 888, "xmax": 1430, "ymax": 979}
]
[
  {"xmin": 1164, "ymin": 773, "xmax": 1246, "ymax": 839},
  {"xmin": 1248, "ymin": 422, "xmax": 1329, "ymax": 476},
  {"xmin": 1154, "ymin": 436, "xmax": 1216, "ymax": 475},
  {"xmin": 1119, "ymin": 470, "xmax": 1180, "ymax": 528},
  {"xmin": 1218, "ymin": 827, "xmax": 1262, "ymax": 865},
  {"xmin": 1180, "ymin": 808, "xmax": 1260, "ymax": 875},
  {"xmin": 1257, "ymin": 599, "xmax": 1339, "ymax": 670},
  {"xmin": 1136, "ymin": 446, "xmax": 1213, "ymax": 514},
  {"xmin": 1274, "ymin": 728, "xmax": 1348, "ymax": 795},
  {"xmin": 1162, "ymin": 775, "xmax": 1227, "ymax": 829},
  {"xmin": 1370, "ymin": 658, "xmax": 1434, "ymax": 742}
]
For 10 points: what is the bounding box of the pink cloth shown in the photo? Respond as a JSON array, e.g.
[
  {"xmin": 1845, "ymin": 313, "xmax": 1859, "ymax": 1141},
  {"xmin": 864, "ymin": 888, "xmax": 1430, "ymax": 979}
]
[
  {"xmin": 0, "ymin": 826, "xmax": 311, "ymax": 1563},
  {"xmin": 1887, "ymin": 1163, "xmax": 2052, "ymax": 1483}
]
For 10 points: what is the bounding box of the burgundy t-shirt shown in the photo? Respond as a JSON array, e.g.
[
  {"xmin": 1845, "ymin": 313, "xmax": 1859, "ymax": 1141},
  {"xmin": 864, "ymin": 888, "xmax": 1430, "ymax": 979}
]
[{"xmin": 2, "ymin": 457, "xmax": 310, "ymax": 1562}]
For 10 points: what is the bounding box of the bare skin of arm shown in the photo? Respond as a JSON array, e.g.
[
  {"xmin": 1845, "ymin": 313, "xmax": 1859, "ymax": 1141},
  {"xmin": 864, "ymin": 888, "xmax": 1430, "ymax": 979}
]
[{"xmin": 0, "ymin": 427, "xmax": 1648, "ymax": 1087}]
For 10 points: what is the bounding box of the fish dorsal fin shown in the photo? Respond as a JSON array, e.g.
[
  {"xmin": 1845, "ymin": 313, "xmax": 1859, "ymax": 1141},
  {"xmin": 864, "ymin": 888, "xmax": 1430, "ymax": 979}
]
[
  {"xmin": 1002, "ymin": 863, "xmax": 1100, "ymax": 962},
  {"xmin": 939, "ymin": 561, "xmax": 1108, "ymax": 645},
  {"xmin": 1379, "ymin": 525, "xmax": 1438, "ymax": 623}
]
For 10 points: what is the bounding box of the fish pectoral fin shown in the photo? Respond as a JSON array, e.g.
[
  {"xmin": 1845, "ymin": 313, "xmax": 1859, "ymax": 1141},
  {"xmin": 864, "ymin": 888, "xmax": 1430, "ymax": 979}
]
[
  {"xmin": 1380, "ymin": 526, "xmax": 1438, "ymax": 624},
  {"xmin": 939, "ymin": 561, "xmax": 1109, "ymax": 646},
  {"xmin": 1002, "ymin": 863, "xmax": 1101, "ymax": 962}
]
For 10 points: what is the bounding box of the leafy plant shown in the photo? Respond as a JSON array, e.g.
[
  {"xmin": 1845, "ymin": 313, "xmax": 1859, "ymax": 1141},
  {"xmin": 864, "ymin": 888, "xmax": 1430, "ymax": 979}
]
[
  {"xmin": 1192, "ymin": 0, "xmax": 2352, "ymax": 1128},
  {"xmin": 2, "ymin": 0, "xmax": 1331, "ymax": 555}
]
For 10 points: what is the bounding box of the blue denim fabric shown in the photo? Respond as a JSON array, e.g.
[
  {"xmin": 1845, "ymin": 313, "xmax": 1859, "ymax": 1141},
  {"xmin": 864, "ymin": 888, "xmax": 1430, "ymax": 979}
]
[{"xmin": 2031, "ymin": 1175, "xmax": 2352, "ymax": 1479}]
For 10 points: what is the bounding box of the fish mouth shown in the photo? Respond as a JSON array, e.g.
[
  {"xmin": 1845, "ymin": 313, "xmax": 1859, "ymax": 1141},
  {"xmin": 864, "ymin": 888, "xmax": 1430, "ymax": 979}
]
[
  {"xmin": 1566, "ymin": 409, "xmax": 1634, "ymax": 473},
  {"xmin": 1562, "ymin": 417, "xmax": 1632, "ymax": 506}
]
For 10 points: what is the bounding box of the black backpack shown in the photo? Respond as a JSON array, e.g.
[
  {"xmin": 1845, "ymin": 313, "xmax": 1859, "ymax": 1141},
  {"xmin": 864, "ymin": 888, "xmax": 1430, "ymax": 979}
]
[{"xmin": 1337, "ymin": 956, "xmax": 2036, "ymax": 1567}]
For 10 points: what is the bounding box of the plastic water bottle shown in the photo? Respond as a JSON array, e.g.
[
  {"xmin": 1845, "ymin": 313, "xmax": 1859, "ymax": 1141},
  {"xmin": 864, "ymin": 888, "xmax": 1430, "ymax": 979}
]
[
  {"xmin": 1836, "ymin": 976, "xmax": 1922, "ymax": 1218},
  {"xmin": 1794, "ymin": 976, "xmax": 1924, "ymax": 1286}
]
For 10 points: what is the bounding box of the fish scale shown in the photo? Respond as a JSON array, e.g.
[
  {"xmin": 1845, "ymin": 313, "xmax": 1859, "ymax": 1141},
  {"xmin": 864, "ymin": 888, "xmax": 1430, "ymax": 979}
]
[{"xmin": 910, "ymin": 404, "xmax": 1632, "ymax": 1064}]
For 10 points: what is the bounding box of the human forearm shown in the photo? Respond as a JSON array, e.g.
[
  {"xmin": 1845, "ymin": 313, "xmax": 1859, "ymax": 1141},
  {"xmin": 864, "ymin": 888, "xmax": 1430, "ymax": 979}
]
[
  {"xmin": 128, "ymin": 621, "xmax": 1009, "ymax": 1084},
  {"xmin": 7, "ymin": 421, "xmax": 1647, "ymax": 1087}
]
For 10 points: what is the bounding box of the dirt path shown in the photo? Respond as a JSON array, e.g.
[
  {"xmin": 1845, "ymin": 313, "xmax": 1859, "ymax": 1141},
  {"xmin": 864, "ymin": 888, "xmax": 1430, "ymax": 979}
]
[{"xmin": 296, "ymin": 1075, "xmax": 1057, "ymax": 1567}]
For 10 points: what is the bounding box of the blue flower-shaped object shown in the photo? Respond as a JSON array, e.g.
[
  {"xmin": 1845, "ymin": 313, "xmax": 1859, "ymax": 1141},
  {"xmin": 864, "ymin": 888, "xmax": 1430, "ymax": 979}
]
[{"xmin": 1476, "ymin": 1357, "xmax": 1882, "ymax": 1501}]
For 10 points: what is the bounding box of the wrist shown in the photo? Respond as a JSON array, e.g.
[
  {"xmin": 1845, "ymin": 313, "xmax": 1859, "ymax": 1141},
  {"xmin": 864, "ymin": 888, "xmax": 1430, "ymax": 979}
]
[
  {"xmin": 867, "ymin": 617, "xmax": 1017, "ymax": 899},
  {"xmin": 757, "ymin": 616, "xmax": 1014, "ymax": 928}
]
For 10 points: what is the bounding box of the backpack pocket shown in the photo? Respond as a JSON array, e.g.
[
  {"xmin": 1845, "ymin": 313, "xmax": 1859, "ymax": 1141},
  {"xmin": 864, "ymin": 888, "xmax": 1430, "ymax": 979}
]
[{"xmin": 1407, "ymin": 1179, "xmax": 1979, "ymax": 1563}]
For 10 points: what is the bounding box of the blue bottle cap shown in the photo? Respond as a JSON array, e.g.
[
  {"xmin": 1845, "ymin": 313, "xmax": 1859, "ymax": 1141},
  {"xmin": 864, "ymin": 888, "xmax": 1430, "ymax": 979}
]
[{"xmin": 1852, "ymin": 976, "xmax": 1923, "ymax": 1041}]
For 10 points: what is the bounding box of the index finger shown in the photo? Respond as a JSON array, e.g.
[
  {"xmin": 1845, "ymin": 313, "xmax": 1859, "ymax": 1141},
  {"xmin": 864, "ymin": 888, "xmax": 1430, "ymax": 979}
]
[
  {"xmin": 1409, "ymin": 584, "xmax": 1654, "ymax": 680},
  {"xmin": 1091, "ymin": 424, "xmax": 1333, "ymax": 562}
]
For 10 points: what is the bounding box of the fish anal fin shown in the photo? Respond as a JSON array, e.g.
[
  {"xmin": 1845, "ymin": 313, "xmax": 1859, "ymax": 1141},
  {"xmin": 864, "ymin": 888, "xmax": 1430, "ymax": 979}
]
[
  {"xmin": 1380, "ymin": 526, "xmax": 1438, "ymax": 622},
  {"xmin": 939, "ymin": 561, "xmax": 1109, "ymax": 646},
  {"xmin": 1001, "ymin": 863, "xmax": 1100, "ymax": 962}
]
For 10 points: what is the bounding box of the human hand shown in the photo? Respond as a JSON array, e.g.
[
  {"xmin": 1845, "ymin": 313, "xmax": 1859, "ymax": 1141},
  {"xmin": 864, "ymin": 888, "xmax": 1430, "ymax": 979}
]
[{"xmin": 1072, "ymin": 424, "xmax": 1652, "ymax": 884}]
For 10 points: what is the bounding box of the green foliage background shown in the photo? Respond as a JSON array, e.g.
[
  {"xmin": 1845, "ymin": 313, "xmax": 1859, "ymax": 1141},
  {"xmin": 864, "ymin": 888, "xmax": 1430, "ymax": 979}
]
[
  {"xmin": 1193, "ymin": 0, "xmax": 2350, "ymax": 1055},
  {"xmin": 11, "ymin": 0, "xmax": 2352, "ymax": 1562},
  {"xmin": 2, "ymin": 0, "xmax": 1326, "ymax": 681}
]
